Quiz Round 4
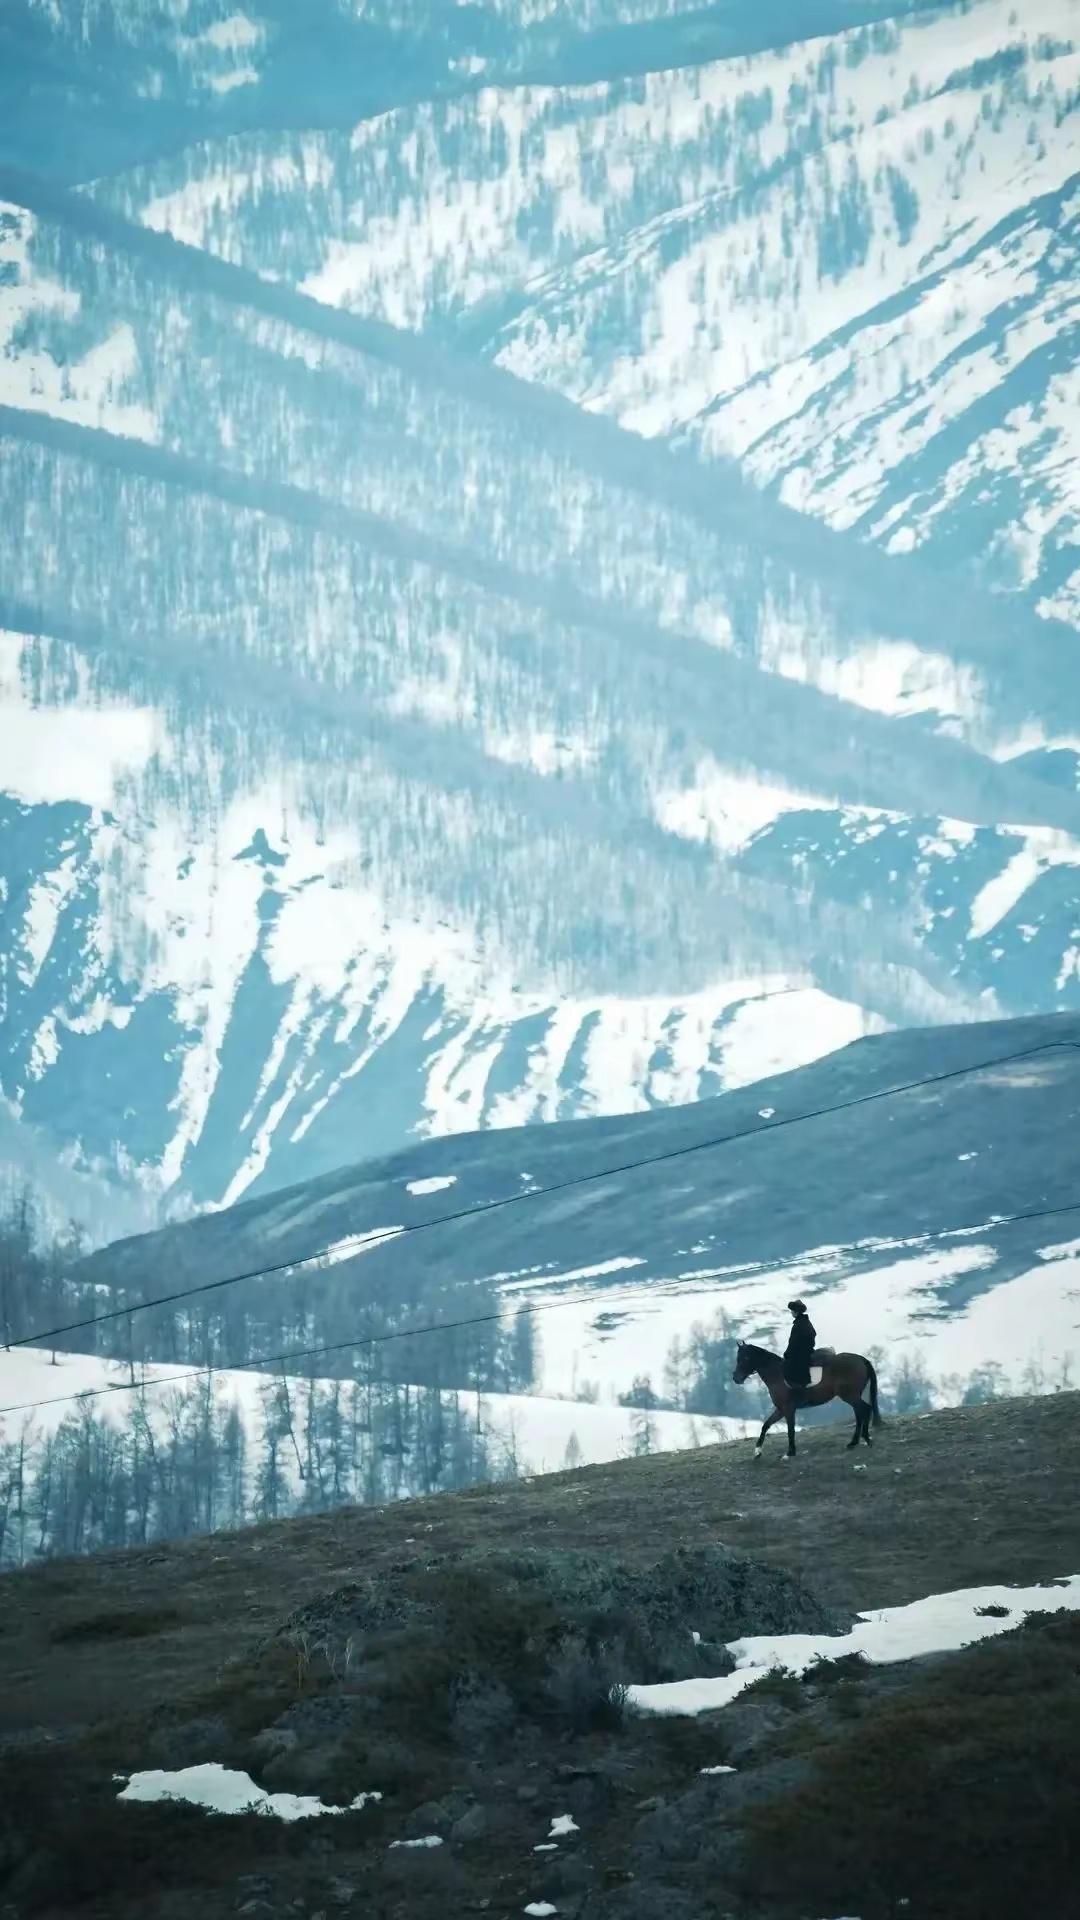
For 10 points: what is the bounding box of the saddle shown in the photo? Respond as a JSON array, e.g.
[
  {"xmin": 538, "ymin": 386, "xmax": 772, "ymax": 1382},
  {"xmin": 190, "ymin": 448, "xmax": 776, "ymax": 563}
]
[{"xmin": 785, "ymin": 1350, "xmax": 834, "ymax": 1393}]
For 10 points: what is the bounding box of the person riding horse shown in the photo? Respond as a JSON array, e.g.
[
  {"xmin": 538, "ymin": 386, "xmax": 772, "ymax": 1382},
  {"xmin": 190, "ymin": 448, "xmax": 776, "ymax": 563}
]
[{"xmin": 783, "ymin": 1298, "xmax": 816, "ymax": 1405}]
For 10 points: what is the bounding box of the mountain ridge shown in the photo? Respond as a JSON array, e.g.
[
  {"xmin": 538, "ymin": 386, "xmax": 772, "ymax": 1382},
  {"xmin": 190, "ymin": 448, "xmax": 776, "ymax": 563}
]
[{"xmin": 3, "ymin": 3, "xmax": 1080, "ymax": 1222}]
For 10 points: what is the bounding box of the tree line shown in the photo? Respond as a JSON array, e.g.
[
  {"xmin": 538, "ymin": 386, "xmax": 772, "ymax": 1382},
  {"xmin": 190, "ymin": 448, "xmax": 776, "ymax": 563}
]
[
  {"xmin": 0, "ymin": 1365, "xmax": 543, "ymax": 1568},
  {"xmin": 618, "ymin": 1310, "xmax": 1075, "ymax": 1429}
]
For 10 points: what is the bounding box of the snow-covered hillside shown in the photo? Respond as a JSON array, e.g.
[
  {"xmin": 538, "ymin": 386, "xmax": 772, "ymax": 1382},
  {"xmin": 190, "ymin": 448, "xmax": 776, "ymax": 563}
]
[
  {"xmin": 0, "ymin": 1345, "xmax": 749, "ymax": 1484},
  {"xmin": 2, "ymin": 1, "xmax": 1080, "ymax": 1225},
  {"xmin": 104, "ymin": 0, "xmax": 1080, "ymax": 632}
]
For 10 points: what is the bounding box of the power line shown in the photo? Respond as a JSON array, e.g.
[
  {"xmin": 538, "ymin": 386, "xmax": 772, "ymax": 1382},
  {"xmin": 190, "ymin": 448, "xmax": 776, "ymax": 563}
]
[
  {"xmin": 7, "ymin": 1034, "xmax": 1078, "ymax": 1359},
  {"xmin": 3, "ymin": 1192, "xmax": 1080, "ymax": 1423}
]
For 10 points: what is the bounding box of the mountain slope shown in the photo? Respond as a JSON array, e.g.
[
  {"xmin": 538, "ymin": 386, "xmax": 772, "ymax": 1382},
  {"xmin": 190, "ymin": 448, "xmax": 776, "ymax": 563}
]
[
  {"xmin": 102, "ymin": 0, "xmax": 1080, "ymax": 633},
  {"xmin": 2, "ymin": 3, "xmax": 1080, "ymax": 1225},
  {"xmin": 0, "ymin": 1391, "xmax": 1076, "ymax": 1920},
  {"xmin": 67, "ymin": 1011, "xmax": 1080, "ymax": 1402}
]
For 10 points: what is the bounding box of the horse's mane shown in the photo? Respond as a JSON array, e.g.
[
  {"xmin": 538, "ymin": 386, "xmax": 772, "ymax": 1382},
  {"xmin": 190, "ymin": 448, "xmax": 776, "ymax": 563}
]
[{"xmin": 740, "ymin": 1341, "xmax": 780, "ymax": 1365}]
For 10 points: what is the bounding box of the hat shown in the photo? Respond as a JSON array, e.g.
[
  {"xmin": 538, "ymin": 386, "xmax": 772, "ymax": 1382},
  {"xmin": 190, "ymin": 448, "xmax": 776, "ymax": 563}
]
[{"xmin": 787, "ymin": 1299, "xmax": 807, "ymax": 1314}]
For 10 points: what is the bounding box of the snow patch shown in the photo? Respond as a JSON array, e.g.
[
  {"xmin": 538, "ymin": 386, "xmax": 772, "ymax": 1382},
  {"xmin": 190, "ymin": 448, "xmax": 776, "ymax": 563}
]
[
  {"xmin": 0, "ymin": 633, "xmax": 160, "ymax": 809},
  {"xmin": 654, "ymin": 760, "xmax": 834, "ymax": 854},
  {"xmin": 118, "ymin": 1763, "xmax": 380, "ymax": 1821},
  {"xmin": 969, "ymin": 829, "xmax": 1080, "ymax": 940},
  {"xmin": 499, "ymin": 1256, "xmax": 645, "ymax": 1294},
  {"xmin": 207, "ymin": 63, "xmax": 259, "ymax": 93},
  {"xmin": 629, "ymin": 1576, "xmax": 1080, "ymax": 1715},
  {"xmin": 317, "ymin": 1227, "xmax": 405, "ymax": 1267}
]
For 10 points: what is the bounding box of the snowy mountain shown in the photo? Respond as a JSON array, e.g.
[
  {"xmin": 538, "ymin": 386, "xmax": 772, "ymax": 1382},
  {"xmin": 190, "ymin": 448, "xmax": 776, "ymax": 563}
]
[
  {"xmin": 98, "ymin": 0, "xmax": 1080, "ymax": 632},
  {"xmin": 2, "ymin": 1, "xmax": 1080, "ymax": 1227}
]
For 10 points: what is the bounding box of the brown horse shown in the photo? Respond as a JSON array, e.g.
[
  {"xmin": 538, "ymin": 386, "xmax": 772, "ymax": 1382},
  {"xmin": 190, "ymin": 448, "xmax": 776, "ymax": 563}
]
[{"xmin": 732, "ymin": 1341, "xmax": 881, "ymax": 1459}]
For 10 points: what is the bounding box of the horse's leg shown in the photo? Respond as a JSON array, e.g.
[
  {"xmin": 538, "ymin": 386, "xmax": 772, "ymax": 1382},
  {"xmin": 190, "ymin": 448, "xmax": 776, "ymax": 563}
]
[
  {"xmin": 845, "ymin": 1396, "xmax": 861, "ymax": 1450},
  {"xmin": 754, "ymin": 1408, "xmax": 781, "ymax": 1459},
  {"xmin": 861, "ymin": 1398, "xmax": 873, "ymax": 1447},
  {"xmin": 783, "ymin": 1406, "xmax": 797, "ymax": 1458}
]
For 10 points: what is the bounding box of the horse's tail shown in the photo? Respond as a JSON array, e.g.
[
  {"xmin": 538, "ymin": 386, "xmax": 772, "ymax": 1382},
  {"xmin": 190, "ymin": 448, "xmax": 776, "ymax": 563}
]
[{"xmin": 865, "ymin": 1357, "xmax": 882, "ymax": 1427}]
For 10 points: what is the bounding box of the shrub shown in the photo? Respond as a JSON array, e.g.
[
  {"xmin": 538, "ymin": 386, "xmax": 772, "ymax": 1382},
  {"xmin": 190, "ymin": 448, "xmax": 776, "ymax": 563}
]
[
  {"xmin": 802, "ymin": 1650, "xmax": 871, "ymax": 1686},
  {"xmin": 50, "ymin": 1606, "xmax": 182, "ymax": 1644},
  {"xmin": 544, "ymin": 1634, "xmax": 629, "ymax": 1732},
  {"xmin": 741, "ymin": 1668, "xmax": 805, "ymax": 1709},
  {"xmin": 735, "ymin": 1614, "xmax": 1080, "ymax": 1920}
]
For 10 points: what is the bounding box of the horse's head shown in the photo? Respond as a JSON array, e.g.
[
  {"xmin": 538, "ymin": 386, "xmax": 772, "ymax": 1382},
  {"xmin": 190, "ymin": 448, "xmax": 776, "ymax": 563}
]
[{"xmin": 732, "ymin": 1341, "xmax": 754, "ymax": 1385}]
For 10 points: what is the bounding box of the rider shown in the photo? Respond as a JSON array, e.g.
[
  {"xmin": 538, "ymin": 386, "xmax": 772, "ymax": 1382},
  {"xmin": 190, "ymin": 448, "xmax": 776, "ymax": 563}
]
[{"xmin": 783, "ymin": 1298, "xmax": 817, "ymax": 1404}]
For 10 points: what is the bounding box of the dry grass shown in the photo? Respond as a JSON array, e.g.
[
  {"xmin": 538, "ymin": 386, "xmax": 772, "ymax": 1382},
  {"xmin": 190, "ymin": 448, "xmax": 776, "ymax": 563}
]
[
  {"xmin": 2, "ymin": 1391, "xmax": 1075, "ymax": 1743},
  {"xmin": 0, "ymin": 1393, "xmax": 1077, "ymax": 1918},
  {"xmin": 736, "ymin": 1612, "xmax": 1080, "ymax": 1920}
]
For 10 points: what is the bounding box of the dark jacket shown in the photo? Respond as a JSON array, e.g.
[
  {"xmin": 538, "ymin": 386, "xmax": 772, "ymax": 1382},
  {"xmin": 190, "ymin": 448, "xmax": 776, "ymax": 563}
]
[{"xmin": 783, "ymin": 1312, "xmax": 816, "ymax": 1387}]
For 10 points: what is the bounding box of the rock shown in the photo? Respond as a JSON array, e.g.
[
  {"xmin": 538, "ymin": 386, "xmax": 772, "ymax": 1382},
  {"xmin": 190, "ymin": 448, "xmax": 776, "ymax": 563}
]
[
  {"xmin": 597, "ymin": 1884, "xmax": 698, "ymax": 1920},
  {"xmin": 564, "ymin": 1772, "xmax": 609, "ymax": 1819},
  {"xmin": 550, "ymin": 1852, "xmax": 595, "ymax": 1894},
  {"xmin": 249, "ymin": 1726, "xmax": 300, "ymax": 1764},
  {"xmin": 262, "ymin": 1742, "xmax": 348, "ymax": 1795},
  {"xmin": 695, "ymin": 1823, "xmax": 745, "ymax": 1880},
  {"xmin": 0, "ymin": 1825, "xmax": 28, "ymax": 1879},
  {"xmin": 147, "ymin": 1715, "xmax": 230, "ymax": 1768},
  {"xmin": 403, "ymin": 1789, "xmax": 453, "ymax": 1835},
  {"xmin": 2, "ymin": 1848, "xmax": 51, "ymax": 1906},
  {"xmin": 451, "ymin": 1804, "xmax": 489, "ymax": 1843},
  {"xmin": 275, "ymin": 1544, "xmax": 834, "ymax": 1719},
  {"xmin": 273, "ymin": 1695, "xmax": 360, "ymax": 1744},
  {"xmin": 634, "ymin": 1799, "xmax": 704, "ymax": 1865},
  {"xmin": 693, "ymin": 1755, "xmax": 812, "ymax": 1816},
  {"xmin": 716, "ymin": 1695, "xmax": 795, "ymax": 1766}
]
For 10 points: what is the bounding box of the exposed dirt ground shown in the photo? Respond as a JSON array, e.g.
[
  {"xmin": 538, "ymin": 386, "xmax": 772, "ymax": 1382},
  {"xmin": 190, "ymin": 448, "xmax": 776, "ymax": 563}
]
[{"xmin": 1, "ymin": 1393, "xmax": 1077, "ymax": 1920}]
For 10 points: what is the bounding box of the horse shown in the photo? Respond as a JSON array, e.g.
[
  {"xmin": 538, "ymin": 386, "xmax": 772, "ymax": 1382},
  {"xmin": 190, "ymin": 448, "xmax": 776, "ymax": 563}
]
[{"xmin": 732, "ymin": 1340, "xmax": 881, "ymax": 1459}]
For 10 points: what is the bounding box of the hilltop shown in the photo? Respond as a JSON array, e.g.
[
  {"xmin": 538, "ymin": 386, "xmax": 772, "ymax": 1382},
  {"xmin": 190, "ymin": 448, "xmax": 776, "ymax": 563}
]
[{"xmin": 1, "ymin": 1391, "xmax": 1077, "ymax": 1919}]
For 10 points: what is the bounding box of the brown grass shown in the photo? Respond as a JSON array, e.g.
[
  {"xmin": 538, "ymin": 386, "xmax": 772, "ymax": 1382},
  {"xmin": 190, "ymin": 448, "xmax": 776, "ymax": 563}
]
[
  {"xmin": 736, "ymin": 1612, "xmax": 1080, "ymax": 1920},
  {"xmin": 0, "ymin": 1393, "xmax": 1077, "ymax": 1919}
]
